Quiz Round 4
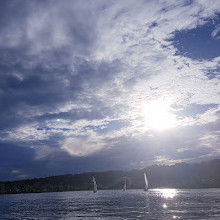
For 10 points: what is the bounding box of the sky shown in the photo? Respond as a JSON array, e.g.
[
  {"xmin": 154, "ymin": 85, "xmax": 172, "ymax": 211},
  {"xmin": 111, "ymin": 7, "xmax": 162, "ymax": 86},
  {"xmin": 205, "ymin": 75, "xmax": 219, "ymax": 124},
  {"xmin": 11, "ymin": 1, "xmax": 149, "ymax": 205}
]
[{"xmin": 0, "ymin": 0, "xmax": 220, "ymax": 181}]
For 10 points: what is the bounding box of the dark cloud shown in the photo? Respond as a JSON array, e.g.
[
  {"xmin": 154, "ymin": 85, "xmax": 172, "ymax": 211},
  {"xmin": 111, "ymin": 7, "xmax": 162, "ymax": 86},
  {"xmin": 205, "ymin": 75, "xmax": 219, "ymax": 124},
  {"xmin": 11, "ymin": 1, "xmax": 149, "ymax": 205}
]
[{"xmin": 0, "ymin": 142, "xmax": 34, "ymax": 180}]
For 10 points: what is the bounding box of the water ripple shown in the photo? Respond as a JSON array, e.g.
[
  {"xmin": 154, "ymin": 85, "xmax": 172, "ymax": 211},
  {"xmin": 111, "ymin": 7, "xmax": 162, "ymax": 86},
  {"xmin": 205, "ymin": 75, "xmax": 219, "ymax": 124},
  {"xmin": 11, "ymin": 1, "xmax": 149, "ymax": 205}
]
[{"xmin": 0, "ymin": 189, "xmax": 220, "ymax": 219}]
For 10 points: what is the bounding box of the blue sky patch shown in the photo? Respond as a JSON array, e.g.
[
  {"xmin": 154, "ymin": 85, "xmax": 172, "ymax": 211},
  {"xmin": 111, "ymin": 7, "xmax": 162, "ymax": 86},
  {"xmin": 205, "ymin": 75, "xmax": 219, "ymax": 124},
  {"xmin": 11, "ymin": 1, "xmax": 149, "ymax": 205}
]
[{"xmin": 172, "ymin": 15, "xmax": 220, "ymax": 60}]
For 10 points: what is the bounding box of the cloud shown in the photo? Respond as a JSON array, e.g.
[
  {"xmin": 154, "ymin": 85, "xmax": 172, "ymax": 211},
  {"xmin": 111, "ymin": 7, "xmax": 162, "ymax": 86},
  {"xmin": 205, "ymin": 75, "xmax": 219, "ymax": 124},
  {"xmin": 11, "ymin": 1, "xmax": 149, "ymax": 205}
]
[
  {"xmin": 61, "ymin": 135, "xmax": 105, "ymax": 157},
  {"xmin": 0, "ymin": 0, "xmax": 220, "ymax": 179},
  {"xmin": 211, "ymin": 24, "xmax": 220, "ymax": 39},
  {"xmin": 11, "ymin": 169, "xmax": 21, "ymax": 174}
]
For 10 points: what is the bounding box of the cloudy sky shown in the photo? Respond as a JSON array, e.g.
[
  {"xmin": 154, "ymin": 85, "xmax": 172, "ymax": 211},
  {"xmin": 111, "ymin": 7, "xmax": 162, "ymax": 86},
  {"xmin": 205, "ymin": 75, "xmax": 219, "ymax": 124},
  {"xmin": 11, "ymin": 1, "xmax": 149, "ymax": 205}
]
[{"xmin": 0, "ymin": 0, "xmax": 220, "ymax": 180}]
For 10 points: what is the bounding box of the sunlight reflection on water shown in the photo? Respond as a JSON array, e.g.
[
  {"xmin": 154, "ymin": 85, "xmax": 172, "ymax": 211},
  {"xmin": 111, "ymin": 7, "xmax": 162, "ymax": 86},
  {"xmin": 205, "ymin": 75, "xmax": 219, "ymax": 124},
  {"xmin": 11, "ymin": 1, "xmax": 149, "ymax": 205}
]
[
  {"xmin": 0, "ymin": 189, "xmax": 219, "ymax": 219},
  {"xmin": 155, "ymin": 188, "xmax": 178, "ymax": 199}
]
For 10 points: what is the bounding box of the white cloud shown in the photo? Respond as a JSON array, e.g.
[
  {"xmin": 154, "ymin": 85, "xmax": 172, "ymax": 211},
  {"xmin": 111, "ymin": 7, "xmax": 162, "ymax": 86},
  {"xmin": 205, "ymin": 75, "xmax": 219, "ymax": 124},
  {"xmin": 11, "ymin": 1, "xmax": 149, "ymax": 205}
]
[
  {"xmin": 200, "ymin": 131, "xmax": 220, "ymax": 148},
  {"xmin": 212, "ymin": 24, "xmax": 220, "ymax": 39},
  {"xmin": 61, "ymin": 134, "xmax": 106, "ymax": 156},
  {"xmin": 1, "ymin": 0, "xmax": 220, "ymax": 164},
  {"xmin": 2, "ymin": 124, "xmax": 50, "ymax": 142},
  {"xmin": 151, "ymin": 156, "xmax": 191, "ymax": 165},
  {"xmin": 11, "ymin": 169, "xmax": 21, "ymax": 174}
]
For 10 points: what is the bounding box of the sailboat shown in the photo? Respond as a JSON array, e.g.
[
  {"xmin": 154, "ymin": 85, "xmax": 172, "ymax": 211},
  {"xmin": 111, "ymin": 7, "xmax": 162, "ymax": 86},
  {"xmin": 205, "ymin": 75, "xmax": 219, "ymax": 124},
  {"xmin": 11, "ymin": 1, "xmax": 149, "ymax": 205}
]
[
  {"xmin": 123, "ymin": 177, "xmax": 127, "ymax": 191},
  {"xmin": 92, "ymin": 176, "xmax": 97, "ymax": 193},
  {"xmin": 144, "ymin": 172, "xmax": 148, "ymax": 191}
]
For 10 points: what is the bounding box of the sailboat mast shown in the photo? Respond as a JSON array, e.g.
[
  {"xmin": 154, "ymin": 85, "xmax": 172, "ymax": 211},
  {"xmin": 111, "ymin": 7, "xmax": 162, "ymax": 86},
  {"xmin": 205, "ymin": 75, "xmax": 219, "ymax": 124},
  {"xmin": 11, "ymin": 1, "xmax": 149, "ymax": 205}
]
[
  {"xmin": 144, "ymin": 172, "xmax": 148, "ymax": 191},
  {"xmin": 123, "ymin": 177, "xmax": 127, "ymax": 191},
  {"xmin": 93, "ymin": 176, "xmax": 97, "ymax": 193}
]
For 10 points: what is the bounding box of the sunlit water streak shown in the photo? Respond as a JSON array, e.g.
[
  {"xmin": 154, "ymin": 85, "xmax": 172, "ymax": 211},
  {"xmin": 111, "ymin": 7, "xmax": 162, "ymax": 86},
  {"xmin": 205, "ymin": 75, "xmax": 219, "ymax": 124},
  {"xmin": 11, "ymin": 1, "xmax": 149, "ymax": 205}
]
[{"xmin": 0, "ymin": 189, "xmax": 220, "ymax": 219}]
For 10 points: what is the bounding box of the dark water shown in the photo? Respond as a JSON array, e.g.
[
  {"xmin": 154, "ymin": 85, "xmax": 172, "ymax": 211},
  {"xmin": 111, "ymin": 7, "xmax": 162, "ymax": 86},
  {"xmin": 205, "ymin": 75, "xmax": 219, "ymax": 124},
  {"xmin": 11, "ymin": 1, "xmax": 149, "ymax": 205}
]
[{"xmin": 0, "ymin": 189, "xmax": 220, "ymax": 219}]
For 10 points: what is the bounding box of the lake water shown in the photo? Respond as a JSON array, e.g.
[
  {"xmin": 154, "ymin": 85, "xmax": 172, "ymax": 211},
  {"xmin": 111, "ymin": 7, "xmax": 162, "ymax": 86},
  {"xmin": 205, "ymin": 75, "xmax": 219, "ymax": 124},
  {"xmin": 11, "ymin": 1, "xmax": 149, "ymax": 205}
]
[{"xmin": 0, "ymin": 189, "xmax": 220, "ymax": 219}]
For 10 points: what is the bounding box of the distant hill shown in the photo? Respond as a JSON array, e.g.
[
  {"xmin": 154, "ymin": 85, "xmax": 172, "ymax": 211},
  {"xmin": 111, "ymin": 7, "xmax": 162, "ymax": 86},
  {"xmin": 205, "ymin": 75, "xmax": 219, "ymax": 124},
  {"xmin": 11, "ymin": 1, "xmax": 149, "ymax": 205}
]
[{"xmin": 0, "ymin": 159, "xmax": 220, "ymax": 194}]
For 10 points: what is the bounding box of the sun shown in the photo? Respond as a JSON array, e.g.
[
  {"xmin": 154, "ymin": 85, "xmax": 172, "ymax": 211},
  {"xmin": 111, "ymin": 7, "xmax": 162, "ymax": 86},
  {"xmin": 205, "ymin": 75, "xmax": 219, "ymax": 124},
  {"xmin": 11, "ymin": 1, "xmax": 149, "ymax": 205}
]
[{"xmin": 143, "ymin": 100, "xmax": 176, "ymax": 131}]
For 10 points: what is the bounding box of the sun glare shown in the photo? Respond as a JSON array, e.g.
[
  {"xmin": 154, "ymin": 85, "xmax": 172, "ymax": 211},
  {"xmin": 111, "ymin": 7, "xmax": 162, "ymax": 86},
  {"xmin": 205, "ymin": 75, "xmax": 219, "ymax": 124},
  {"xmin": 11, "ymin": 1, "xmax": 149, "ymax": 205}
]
[
  {"xmin": 143, "ymin": 100, "xmax": 176, "ymax": 131},
  {"xmin": 160, "ymin": 188, "xmax": 177, "ymax": 199}
]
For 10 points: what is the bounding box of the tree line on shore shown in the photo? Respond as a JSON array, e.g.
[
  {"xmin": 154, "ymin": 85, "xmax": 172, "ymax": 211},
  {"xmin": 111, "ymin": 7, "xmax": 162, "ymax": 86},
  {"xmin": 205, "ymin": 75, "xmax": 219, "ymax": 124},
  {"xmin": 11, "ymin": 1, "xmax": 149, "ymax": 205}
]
[{"xmin": 0, "ymin": 159, "xmax": 219, "ymax": 194}]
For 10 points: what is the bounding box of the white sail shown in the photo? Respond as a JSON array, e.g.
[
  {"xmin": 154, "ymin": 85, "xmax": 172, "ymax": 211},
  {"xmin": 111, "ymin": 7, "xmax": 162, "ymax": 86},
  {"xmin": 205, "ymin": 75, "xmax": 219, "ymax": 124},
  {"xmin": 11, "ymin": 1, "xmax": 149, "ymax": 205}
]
[
  {"xmin": 93, "ymin": 176, "xmax": 97, "ymax": 193},
  {"xmin": 144, "ymin": 172, "xmax": 148, "ymax": 191},
  {"xmin": 123, "ymin": 177, "xmax": 126, "ymax": 191}
]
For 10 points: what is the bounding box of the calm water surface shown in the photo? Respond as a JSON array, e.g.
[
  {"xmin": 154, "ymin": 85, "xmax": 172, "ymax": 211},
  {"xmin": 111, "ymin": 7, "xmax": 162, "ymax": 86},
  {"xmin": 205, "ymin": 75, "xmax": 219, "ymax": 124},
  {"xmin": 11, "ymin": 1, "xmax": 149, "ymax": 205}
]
[{"xmin": 0, "ymin": 189, "xmax": 220, "ymax": 219}]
